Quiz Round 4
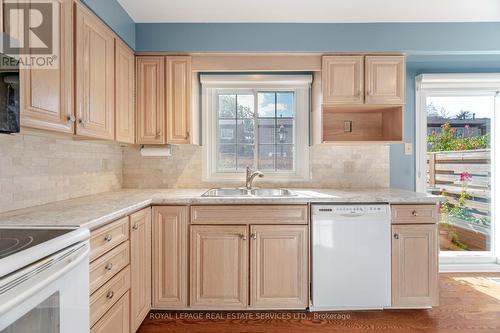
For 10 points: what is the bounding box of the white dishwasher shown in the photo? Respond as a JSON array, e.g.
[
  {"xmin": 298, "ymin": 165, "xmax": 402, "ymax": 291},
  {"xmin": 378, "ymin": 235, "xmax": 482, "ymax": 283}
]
[{"xmin": 311, "ymin": 204, "xmax": 391, "ymax": 311}]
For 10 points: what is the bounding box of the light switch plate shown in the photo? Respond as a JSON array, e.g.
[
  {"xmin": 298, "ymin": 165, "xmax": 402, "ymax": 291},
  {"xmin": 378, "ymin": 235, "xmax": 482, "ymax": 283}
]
[{"xmin": 404, "ymin": 143, "xmax": 413, "ymax": 155}]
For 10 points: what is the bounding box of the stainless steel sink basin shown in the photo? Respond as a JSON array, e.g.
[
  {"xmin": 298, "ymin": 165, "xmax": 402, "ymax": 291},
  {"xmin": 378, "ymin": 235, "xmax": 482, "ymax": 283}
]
[
  {"xmin": 202, "ymin": 188, "xmax": 296, "ymax": 197},
  {"xmin": 250, "ymin": 189, "xmax": 295, "ymax": 197},
  {"xmin": 202, "ymin": 188, "xmax": 249, "ymax": 197}
]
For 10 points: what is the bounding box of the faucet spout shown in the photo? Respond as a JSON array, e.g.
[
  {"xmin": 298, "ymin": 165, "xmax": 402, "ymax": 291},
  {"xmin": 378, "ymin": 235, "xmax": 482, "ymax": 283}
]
[{"xmin": 245, "ymin": 166, "xmax": 264, "ymax": 190}]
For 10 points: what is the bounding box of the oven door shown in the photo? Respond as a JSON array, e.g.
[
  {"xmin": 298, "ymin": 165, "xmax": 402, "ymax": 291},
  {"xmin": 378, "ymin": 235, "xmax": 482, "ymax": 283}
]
[{"xmin": 0, "ymin": 242, "xmax": 90, "ymax": 333}]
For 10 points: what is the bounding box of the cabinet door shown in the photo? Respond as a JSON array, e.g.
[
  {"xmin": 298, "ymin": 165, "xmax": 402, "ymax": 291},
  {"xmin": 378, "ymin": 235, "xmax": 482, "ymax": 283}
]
[
  {"xmin": 322, "ymin": 56, "xmax": 364, "ymax": 104},
  {"xmin": 250, "ymin": 225, "xmax": 308, "ymax": 309},
  {"xmin": 152, "ymin": 206, "xmax": 188, "ymax": 308},
  {"xmin": 115, "ymin": 39, "xmax": 135, "ymax": 144},
  {"xmin": 166, "ymin": 56, "xmax": 191, "ymax": 144},
  {"xmin": 91, "ymin": 292, "xmax": 129, "ymax": 333},
  {"xmin": 20, "ymin": 0, "xmax": 74, "ymax": 133},
  {"xmin": 130, "ymin": 208, "xmax": 151, "ymax": 332},
  {"xmin": 75, "ymin": 3, "xmax": 115, "ymax": 140},
  {"xmin": 392, "ymin": 224, "xmax": 438, "ymax": 307},
  {"xmin": 136, "ymin": 56, "xmax": 165, "ymax": 144},
  {"xmin": 190, "ymin": 225, "xmax": 248, "ymax": 309},
  {"xmin": 365, "ymin": 56, "xmax": 405, "ymax": 105}
]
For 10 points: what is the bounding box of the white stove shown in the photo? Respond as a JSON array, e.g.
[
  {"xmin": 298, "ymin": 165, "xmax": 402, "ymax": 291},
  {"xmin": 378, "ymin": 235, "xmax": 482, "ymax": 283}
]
[{"xmin": 0, "ymin": 227, "xmax": 90, "ymax": 332}]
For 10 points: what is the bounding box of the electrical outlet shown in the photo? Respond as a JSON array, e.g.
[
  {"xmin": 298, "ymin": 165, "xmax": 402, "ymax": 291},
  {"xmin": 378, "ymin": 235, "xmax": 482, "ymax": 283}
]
[{"xmin": 404, "ymin": 143, "xmax": 413, "ymax": 155}]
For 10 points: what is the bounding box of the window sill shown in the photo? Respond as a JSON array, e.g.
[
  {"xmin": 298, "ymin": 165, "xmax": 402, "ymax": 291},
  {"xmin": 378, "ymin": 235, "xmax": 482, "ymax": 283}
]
[{"xmin": 202, "ymin": 172, "xmax": 310, "ymax": 183}]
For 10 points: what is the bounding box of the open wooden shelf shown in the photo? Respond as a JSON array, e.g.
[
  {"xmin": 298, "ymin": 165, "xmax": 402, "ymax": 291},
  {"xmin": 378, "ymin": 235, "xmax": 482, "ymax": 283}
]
[{"xmin": 322, "ymin": 104, "xmax": 403, "ymax": 143}]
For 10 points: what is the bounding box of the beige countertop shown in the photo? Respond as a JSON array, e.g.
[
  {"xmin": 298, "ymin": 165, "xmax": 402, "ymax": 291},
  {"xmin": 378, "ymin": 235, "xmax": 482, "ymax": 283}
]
[{"xmin": 0, "ymin": 188, "xmax": 442, "ymax": 231}]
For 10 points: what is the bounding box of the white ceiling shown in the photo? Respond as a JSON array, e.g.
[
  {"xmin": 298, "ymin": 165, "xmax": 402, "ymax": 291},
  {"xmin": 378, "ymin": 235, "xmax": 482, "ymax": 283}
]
[{"xmin": 117, "ymin": 0, "xmax": 500, "ymax": 23}]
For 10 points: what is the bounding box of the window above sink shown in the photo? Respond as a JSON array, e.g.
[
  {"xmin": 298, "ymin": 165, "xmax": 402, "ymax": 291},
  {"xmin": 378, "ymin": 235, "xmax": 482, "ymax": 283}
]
[{"xmin": 201, "ymin": 74, "xmax": 312, "ymax": 182}]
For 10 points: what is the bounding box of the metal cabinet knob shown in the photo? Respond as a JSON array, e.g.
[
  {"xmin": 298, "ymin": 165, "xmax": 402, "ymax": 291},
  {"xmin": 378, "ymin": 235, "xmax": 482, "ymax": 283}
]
[
  {"xmin": 251, "ymin": 233, "xmax": 257, "ymax": 240},
  {"xmin": 104, "ymin": 234, "xmax": 113, "ymax": 242},
  {"xmin": 411, "ymin": 210, "xmax": 419, "ymax": 217},
  {"xmin": 105, "ymin": 263, "xmax": 113, "ymax": 271},
  {"xmin": 67, "ymin": 115, "xmax": 76, "ymax": 122},
  {"xmin": 239, "ymin": 234, "xmax": 247, "ymax": 241},
  {"xmin": 106, "ymin": 291, "xmax": 114, "ymax": 299},
  {"xmin": 394, "ymin": 233, "xmax": 400, "ymax": 240},
  {"xmin": 132, "ymin": 224, "xmax": 139, "ymax": 230}
]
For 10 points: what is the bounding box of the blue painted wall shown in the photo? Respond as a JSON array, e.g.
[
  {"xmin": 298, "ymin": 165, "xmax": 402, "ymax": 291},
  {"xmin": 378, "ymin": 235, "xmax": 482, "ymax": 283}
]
[
  {"xmin": 135, "ymin": 22, "xmax": 500, "ymax": 53},
  {"xmin": 81, "ymin": 0, "xmax": 135, "ymax": 49}
]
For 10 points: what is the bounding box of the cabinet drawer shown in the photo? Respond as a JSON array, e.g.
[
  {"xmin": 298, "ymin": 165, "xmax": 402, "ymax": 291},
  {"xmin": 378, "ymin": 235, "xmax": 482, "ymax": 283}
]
[
  {"xmin": 191, "ymin": 205, "xmax": 308, "ymax": 225},
  {"xmin": 391, "ymin": 205, "xmax": 438, "ymax": 224},
  {"xmin": 90, "ymin": 241, "xmax": 130, "ymax": 294},
  {"xmin": 91, "ymin": 291, "xmax": 130, "ymax": 333},
  {"xmin": 90, "ymin": 217, "xmax": 129, "ymax": 261},
  {"xmin": 90, "ymin": 266, "xmax": 131, "ymax": 326}
]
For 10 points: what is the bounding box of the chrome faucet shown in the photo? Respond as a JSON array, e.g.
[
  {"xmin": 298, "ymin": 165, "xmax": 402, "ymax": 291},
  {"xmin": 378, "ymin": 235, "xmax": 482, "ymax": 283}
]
[{"xmin": 245, "ymin": 166, "xmax": 264, "ymax": 190}]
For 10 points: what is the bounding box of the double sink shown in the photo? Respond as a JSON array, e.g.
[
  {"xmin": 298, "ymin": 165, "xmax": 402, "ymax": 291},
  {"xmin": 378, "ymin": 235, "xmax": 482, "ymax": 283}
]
[{"xmin": 202, "ymin": 188, "xmax": 296, "ymax": 197}]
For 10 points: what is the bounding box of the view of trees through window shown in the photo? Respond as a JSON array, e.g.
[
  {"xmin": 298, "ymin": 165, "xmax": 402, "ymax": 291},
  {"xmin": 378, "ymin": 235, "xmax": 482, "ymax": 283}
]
[
  {"xmin": 217, "ymin": 91, "xmax": 295, "ymax": 172},
  {"xmin": 426, "ymin": 96, "xmax": 493, "ymax": 252}
]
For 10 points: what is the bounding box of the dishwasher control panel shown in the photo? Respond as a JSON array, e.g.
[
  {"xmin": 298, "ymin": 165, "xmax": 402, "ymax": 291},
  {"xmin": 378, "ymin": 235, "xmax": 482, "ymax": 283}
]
[{"xmin": 313, "ymin": 204, "xmax": 390, "ymax": 217}]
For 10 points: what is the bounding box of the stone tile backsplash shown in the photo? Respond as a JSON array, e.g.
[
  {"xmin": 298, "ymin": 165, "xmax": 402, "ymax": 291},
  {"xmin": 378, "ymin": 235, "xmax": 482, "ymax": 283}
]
[
  {"xmin": 0, "ymin": 133, "xmax": 122, "ymax": 213},
  {"xmin": 0, "ymin": 132, "xmax": 389, "ymax": 213},
  {"xmin": 123, "ymin": 144, "xmax": 389, "ymax": 189}
]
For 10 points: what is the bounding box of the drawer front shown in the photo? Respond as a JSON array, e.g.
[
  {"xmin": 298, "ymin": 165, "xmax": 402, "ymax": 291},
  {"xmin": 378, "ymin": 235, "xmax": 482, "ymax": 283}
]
[
  {"xmin": 91, "ymin": 291, "xmax": 130, "ymax": 333},
  {"xmin": 391, "ymin": 205, "xmax": 438, "ymax": 224},
  {"xmin": 90, "ymin": 241, "xmax": 130, "ymax": 294},
  {"xmin": 191, "ymin": 205, "xmax": 308, "ymax": 225},
  {"xmin": 90, "ymin": 217, "xmax": 129, "ymax": 261},
  {"xmin": 90, "ymin": 266, "xmax": 131, "ymax": 326}
]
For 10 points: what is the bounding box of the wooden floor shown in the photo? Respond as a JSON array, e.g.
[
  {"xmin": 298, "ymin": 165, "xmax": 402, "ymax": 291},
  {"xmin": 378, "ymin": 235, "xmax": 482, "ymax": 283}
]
[{"xmin": 138, "ymin": 273, "xmax": 500, "ymax": 333}]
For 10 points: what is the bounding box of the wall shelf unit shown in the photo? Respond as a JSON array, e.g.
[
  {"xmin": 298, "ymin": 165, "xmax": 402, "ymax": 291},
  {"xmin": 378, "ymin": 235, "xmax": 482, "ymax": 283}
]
[{"xmin": 322, "ymin": 104, "xmax": 403, "ymax": 144}]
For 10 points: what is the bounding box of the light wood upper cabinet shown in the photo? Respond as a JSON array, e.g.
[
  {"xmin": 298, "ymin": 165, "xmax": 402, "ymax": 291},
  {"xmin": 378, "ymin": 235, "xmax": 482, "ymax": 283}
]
[
  {"xmin": 152, "ymin": 206, "xmax": 188, "ymax": 308},
  {"xmin": 365, "ymin": 56, "xmax": 405, "ymax": 105},
  {"xmin": 190, "ymin": 225, "xmax": 248, "ymax": 309},
  {"xmin": 130, "ymin": 208, "xmax": 151, "ymax": 332},
  {"xmin": 250, "ymin": 225, "xmax": 308, "ymax": 309},
  {"xmin": 19, "ymin": 0, "xmax": 74, "ymax": 133},
  {"xmin": 136, "ymin": 56, "xmax": 165, "ymax": 144},
  {"xmin": 114, "ymin": 39, "xmax": 135, "ymax": 144},
  {"xmin": 75, "ymin": 3, "xmax": 115, "ymax": 140},
  {"xmin": 166, "ymin": 56, "xmax": 192, "ymax": 144},
  {"xmin": 91, "ymin": 292, "xmax": 130, "ymax": 333},
  {"xmin": 392, "ymin": 224, "xmax": 438, "ymax": 307},
  {"xmin": 322, "ymin": 56, "xmax": 364, "ymax": 105}
]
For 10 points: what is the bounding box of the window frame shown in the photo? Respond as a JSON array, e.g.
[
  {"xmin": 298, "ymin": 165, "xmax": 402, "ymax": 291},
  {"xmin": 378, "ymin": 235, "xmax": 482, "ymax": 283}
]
[{"xmin": 201, "ymin": 74, "xmax": 312, "ymax": 182}]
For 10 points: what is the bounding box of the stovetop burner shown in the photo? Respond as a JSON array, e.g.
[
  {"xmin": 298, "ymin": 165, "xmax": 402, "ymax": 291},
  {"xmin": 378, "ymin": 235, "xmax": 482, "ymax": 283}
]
[{"xmin": 0, "ymin": 229, "xmax": 73, "ymax": 259}]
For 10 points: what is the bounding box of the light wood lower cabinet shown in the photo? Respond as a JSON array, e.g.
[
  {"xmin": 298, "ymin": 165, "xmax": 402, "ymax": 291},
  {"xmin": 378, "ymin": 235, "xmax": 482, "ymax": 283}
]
[
  {"xmin": 130, "ymin": 208, "xmax": 152, "ymax": 332},
  {"xmin": 250, "ymin": 225, "xmax": 308, "ymax": 309},
  {"xmin": 190, "ymin": 225, "xmax": 248, "ymax": 309},
  {"xmin": 391, "ymin": 224, "xmax": 438, "ymax": 307},
  {"xmin": 152, "ymin": 206, "xmax": 188, "ymax": 308},
  {"xmin": 91, "ymin": 291, "xmax": 130, "ymax": 333},
  {"xmin": 189, "ymin": 223, "xmax": 309, "ymax": 310}
]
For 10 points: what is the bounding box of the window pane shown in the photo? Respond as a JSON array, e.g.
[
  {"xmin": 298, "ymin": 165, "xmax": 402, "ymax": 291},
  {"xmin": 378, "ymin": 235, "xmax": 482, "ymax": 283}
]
[
  {"xmin": 258, "ymin": 117, "xmax": 275, "ymax": 144},
  {"xmin": 218, "ymin": 94, "xmax": 236, "ymax": 118},
  {"xmin": 237, "ymin": 119, "xmax": 254, "ymax": 144},
  {"xmin": 277, "ymin": 92, "xmax": 294, "ymax": 118},
  {"xmin": 276, "ymin": 144, "xmax": 294, "ymax": 171},
  {"xmin": 237, "ymin": 94, "xmax": 255, "ymax": 118},
  {"xmin": 218, "ymin": 119, "xmax": 236, "ymax": 144},
  {"xmin": 258, "ymin": 144, "xmax": 275, "ymax": 170},
  {"xmin": 258, "ymin": 92, "xmax": 276, "ymax": 118},
  {"xmin": 217, "ymin": 144, "xmax": 236, "ymax": 171},
  {"xmin": 237, "ymin": 144, "xmax": 255, "ymax": 170},
  {"xmin": 276, "ymin": 119, "xmax": 294, "ymax": 144}
]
